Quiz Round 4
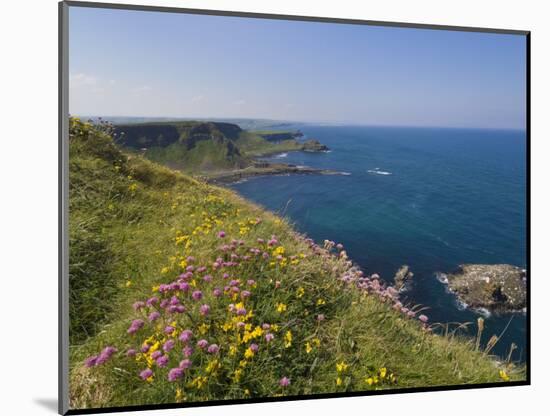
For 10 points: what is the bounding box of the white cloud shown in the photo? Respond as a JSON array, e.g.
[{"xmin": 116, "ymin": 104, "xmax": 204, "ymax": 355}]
[{"xmin": 191, "ymin": 94, "xmax": 205, "ymax": 103}]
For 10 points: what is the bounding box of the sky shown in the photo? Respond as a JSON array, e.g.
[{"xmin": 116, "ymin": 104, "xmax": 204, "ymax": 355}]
[{"xmin": 69, "ymin": 6, "xmax": 527, "ymax": 129}]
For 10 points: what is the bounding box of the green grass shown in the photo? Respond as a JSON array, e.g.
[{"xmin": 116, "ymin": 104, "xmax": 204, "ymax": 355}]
[{"xmin": 68, "ymin": 118, "xmax": 524, "ymax": 410}]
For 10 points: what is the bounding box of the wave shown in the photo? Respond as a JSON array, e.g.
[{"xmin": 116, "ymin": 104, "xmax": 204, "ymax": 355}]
[
  {"xmin": 367, "ymin": 168, "xmax": 392, "ymax": 175},
  {"xmin": 339, "ymin": 172, "xmax": 352, "ymax": 176},
  {"xmin": 274, "ymin": 153, "xmax": 288, "ymax": 158}
]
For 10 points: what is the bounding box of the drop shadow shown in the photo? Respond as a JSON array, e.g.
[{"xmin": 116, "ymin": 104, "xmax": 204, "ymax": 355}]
[{"xmin": 34, "ymin": 398, "xmax": 58, "ymax": 413}]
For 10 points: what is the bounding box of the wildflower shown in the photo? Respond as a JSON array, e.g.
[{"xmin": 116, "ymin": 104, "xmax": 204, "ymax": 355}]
[
  {"xmin": 84, "ymin": 356, "xmax": 98, "ymax": 368},
  {"xmin": 317, "ymin": 314, "xmax": 325, "ymax": 322},
  {"xmin": 179, "ymin": 359, "xmax": 192, "ymax": 369},
  {"xmin": 183, "ymin": 345, "xmax": 194, "ymax": 357},
  {"xmin": 148, "ymin": 311, "xmax": 161, "ymax": 322},
  {"xmin": 168, "ymin": 367, "xmax": 184, "ymax": 382},
  {"xmin": 419, "ymin": 314, "xmax": 429, "ymax": 323},
  {"xmin": 133, "ymin": 301, "xmax": 145, "ymax": 310},
  {"xmin": 279, "ymin": 377, "xmax": 290, "ymax": 387},
  {"xmin": 151, "ymin": 351, "xmax": 162, "ymax": 360},
  {"xmin": 192, "ymin": 290, "xmax": 203, "ymax": 301},
  {"xmin": 265, "ymin": 333, "xmax": 275, "ymax": 343},
  {"xmin": 336, "ymin": 361, "xmax": 349, "ymax": 373},
  {"xmin": 163, "ymin": 340, "xmax": 175, "ymax": 353},
  {"xmin": 241, "ymin": 290, "xmax": 251, "ymax": 299},
  {"xmin": 316, "ymin": 298, "xmax": 326, "ymax": 306},
  {"xmin": 244, "ymin": 347, "xmax": 255, "ymax": 359},
  {"xmin": 146, "ymin": 296, "xmax": 159, "ymax": 306},
  {"xmin": 305, "ymin": 342, "xmax": 312, "ymax": 354},
  {"xmin": 336, "ymin": 377, "xmax": 342, "ymax": 386},
  {"xmin": 379, "ymin": 367, "xmax": 387, "ymax": 378},
  {"xmin": 156, "ymin": 355, "xmax": 169, "ymax": 368},
  {"xmin": 250, "ymin": 343, "xmax": 259, "ymax": 353},
  {"xmin": 296, "ymin": 287, "xmax": 305, "ymax": 298},
  {"xmin": 199, "ymin": 304, "xmax": 211, "ymax": 316},
  {"xmin": 197, "ymin": 339, "xmax": 209, "ymax": 349},
  {"xmin": 207, "ymin": 344, "xmax": 220, "ymax": 354},
  {"xmin": 127, "ymin": 319, "xmax": 144, "ymax": 335},
  {"xmin": 218, "ymin": 231, "xmax": 226, "ymax": 238},
  {"xmin": 499, "ymin": 370, "xmax": 510, "ymax": 381},
  {"xmin": 126, "ymin": 349, "xmax": 137, "ymax": 358},
  {"xmin": 179, "ymin": 329, "xmax": 193, "ymax": 343},
  {"xmin": 140, "ymin": 368, "xmax": 153, "ymax": 381},
  {"xmin": 213, "ymin": 288, "xmax": 222, "ymax": 297},
  {"xmin": 203, "ymin": 274, "xmax": 213, "ymax": 283},
  {"xmin": 284, "ymin": 330, "xmax": 292, "ymax": 348},
  {"xmin": 276, "ymin": 303, "xmax": 287, "ymax": 313}
]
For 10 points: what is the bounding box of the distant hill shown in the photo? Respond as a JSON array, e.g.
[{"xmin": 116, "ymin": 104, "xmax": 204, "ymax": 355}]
[{"xmin": 113, "ymin": 121, "xmax": 312, "ymax": 173}]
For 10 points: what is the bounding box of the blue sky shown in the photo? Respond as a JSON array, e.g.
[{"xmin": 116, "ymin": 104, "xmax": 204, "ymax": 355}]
[{"xmin": 69, "ymin": 6, "xmax": 526, "ymax": 129}]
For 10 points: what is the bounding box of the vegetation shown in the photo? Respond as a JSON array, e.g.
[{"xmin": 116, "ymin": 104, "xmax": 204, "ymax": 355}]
[
  {"xmin": 114, "ymin": 121, "xmax": 313, "ymax": 174},
  {"xmin": 69, "ymin": 118, "xmax": 523, "ymax": 410}
]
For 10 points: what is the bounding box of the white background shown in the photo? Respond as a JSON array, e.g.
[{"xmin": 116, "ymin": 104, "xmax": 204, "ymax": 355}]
[{"xmin": 1, "ymin": 0, "xmax": 547, "ymax": 415}]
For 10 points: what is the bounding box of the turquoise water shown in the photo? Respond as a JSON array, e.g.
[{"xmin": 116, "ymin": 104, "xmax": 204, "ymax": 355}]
[{"xmin": 231, "ymin": 125, "xmax": 527, "ymax": 360}]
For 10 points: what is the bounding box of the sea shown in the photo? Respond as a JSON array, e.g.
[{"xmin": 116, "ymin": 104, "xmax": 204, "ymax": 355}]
[{"xmin": 230, "ymin": 125, "xmax": 527, "ymax": 360}]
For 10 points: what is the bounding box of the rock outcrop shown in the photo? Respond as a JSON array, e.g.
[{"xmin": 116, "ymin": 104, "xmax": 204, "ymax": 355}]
[{"xmin": 445, "ymin": 264, "xmax": 526, "ymax": 312}]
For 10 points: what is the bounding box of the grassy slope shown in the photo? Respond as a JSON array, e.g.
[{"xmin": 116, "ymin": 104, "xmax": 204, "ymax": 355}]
[{"xmin": 69, "ymin": 119, "xmax": 522, "ymax": 410}]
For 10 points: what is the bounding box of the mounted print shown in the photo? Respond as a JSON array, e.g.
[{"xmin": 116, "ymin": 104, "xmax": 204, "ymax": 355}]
[{"xmin": 59, "ymin": 1, "xmax": 530, "ymax": 414}]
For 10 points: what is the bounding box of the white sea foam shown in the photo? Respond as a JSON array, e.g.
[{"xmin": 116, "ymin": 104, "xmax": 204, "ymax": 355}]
[
  {"xmin": 274, "ymin": 153, "xmax": 288, "ymax": 158},
  {"xmin": 367, "ymin": 168, "xmax": 392, "ymax": 175},
  {"xmin": 435, "ymin": 272, "xmax": 449, "ymax": 285},
  {"xmin": 473, "ymin": 307, "xmax": 492, "ymax": 318},
  {"xmin": 339, "ymin": 172, "xmax": 352, "ymax": 176}
]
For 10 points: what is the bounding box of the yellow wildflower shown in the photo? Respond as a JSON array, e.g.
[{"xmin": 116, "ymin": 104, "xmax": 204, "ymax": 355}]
[
  {"xmin": 317, "ymin": 298, "xmax": 326, "ymax": 306},
  {"xmin": 125, "ymin": 280, "xmax": 132, "ymax": 288},
  {"xmin": 161, "ymin": 267, "xmax": 170, "ymax": 274},
  {"xmin": 296, "ymin": 287, "xmax": 305, "ymax": 298},
  {"xmin": 305, "ymin": 342, "xmax": 312, "ymax": 354},
  {"xmin": 336, "ymin": 377, "xmax": 342, "ymax": 386},
  {"xmin": 276, "ymin": 303, "xmax": 287, "ymax": 313},
  {"xmin": 380, "ymin": 367, "xmax": 387, "ymax": 379},
  {"xmin": 284, "ymin": 330, "xmax": 293, "ymax": 348},
  {"xmin": 336, "ymin": 361, "xmax": 348, "ymax": 373},
  {"xmin": 499, "ymin": 370, "xmax": 510, "ymax": 381}
]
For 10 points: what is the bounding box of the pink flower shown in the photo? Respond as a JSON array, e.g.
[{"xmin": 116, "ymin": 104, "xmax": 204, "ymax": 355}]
[
  {"xmin": 203, "ymin": 274, "xmax": 213, "ymax": 283},
  {"xmin": 207, "ymin": 344, "xmax": 219, "ymax": 354},
  {"xmin": 419, "ymin": 314, "xmax": 429, "ymax": 323},
  {"xmin": 133, "ymin": 301, "xmax": 145, "ymax": 311},
  {"xmin": 265, "ymin": 333, "xmax": 274, "ymax": 343},
  {"xmin": 218, "ymin": 231, "xmax": 226, "ymax": 238},
  {"xmin": 156, "ymin": 355, "xmax": 169, "ymax": 367},
  {"xmin": 179, "ymin": 358, "xmax": 192, "ymax": 369},
  {"xmin": 197, "ymin": 339, "xmax": 209, "ymax": 349},
  {"xmin": 213, "ymin": 288, "xmax": 222, "ymax": 297},
  {"xmin": 140, "ymin": 368, "xmax": 153, "ymax": 380},
  {"xmin": 164, "ymin": 325, "xmax": 175, "ymax": 335},
  {"xmin": 192, "ymin": 290, "xmax": 203, "ymax": 301},
  {"xmin": 279, "ymin": 377, "xmax": 290, "ymax": 387},
  {"xmin": 179, "ymin": 329, "xmax": 193, "ymax": 343},
  {"xmin": 163, "ymin": 340, "xmax": 175, "ymax": 352},
  {"xmin": 199, "ymin": 304, "xmax": 211, "ymax": 316},
  {"xmin": 168, "ymin": 367, "xmax": 184, "ymax": 382},
  {"xmin": 148, "ymin": 311, "xmax": 161, "ymax": 322},
  {"xmin": 249, "ymin": 343, "xmax": 259, "ymax": 353},
  {"xmin": 183, "ymin": 345, "xmax": 194, "ymax": 357}
]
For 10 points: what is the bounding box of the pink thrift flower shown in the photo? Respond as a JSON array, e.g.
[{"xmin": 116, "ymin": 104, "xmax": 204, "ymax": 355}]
[
  {"xmin": 199, "ymin": 304, "xmax": 211, "ymax": 316},
  {"xmin": 207, "ymin": 344, "xmax": 219, "ymax": 354},
  {"xmin": 279, "ymin": 377, "xmax": 290, "ymax": 387},
  {"xmin": 140, "ymin": 368, "xmax": 153, "ymax": 380},
  {"xmin": 179, "ymin": 329, "xmax": 193, "ymax": 343},
  {"xmin": 197, "ymin": 339, "xmax": 209, "ymax": 349},
  {"xmin": 168, "ymin": 367, "xmax": 184, "ymax": 382}
]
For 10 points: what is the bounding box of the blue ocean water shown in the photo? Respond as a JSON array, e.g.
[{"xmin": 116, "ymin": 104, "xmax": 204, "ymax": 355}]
[{"xmin": 231, "ymin": 125, "xmax": 527, "ymax": 360}]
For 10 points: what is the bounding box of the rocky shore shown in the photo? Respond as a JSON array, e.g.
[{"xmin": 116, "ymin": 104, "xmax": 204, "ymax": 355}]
[
  {"xmin": 442, "ymin": 264, "xmax": 527, "ymax": 313},
  {"xmin": 204, "ymin": 162, "xmax": 343, "ymax": 184}
]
